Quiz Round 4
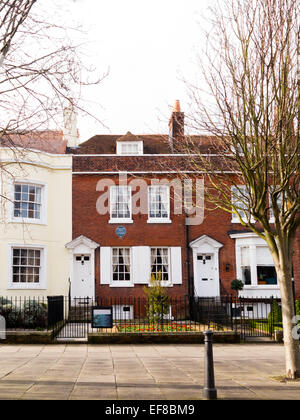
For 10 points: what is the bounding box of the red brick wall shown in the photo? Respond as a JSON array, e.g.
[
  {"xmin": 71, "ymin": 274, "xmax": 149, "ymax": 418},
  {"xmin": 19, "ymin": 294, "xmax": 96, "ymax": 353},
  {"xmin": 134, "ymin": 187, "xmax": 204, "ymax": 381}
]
[
  {"xmin": 73, "ymin": 173, "xmax": 300, "ymax": 299},
  {"xmin": 292, "ymin": 234, "xmax": 300, "ymax": 298},
  {"xmin": 72, "ymin": 174, "xmax": 189, "ymax": 299}
]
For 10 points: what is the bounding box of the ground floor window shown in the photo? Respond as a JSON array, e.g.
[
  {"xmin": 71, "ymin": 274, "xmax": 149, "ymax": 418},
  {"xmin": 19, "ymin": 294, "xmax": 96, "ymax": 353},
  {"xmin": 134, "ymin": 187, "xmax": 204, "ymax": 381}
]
[
  {"xmin": 256, "ymin": 245, "xmax": 277, "ymax": 285},
  {"xmin": 12, "ymin": 248, "xmax": 41, "ymax": 284},
  {"xmin": 151, "ymin": 248, "xmax": 169, "ymax": 282},
  {"xmin": 240, "ymin": 246, "xmax": 251, "ymax": 285},
  {"xmin": 112, "ymin": 248, "xmax": 131, "ymax": 281},
  {"xmin": 257, "ymin": 266, "xmax": 277, "ymax": 285},
  {"xmin": 234, "ymin": 239, "xmax": 278, "ymax": 287}
]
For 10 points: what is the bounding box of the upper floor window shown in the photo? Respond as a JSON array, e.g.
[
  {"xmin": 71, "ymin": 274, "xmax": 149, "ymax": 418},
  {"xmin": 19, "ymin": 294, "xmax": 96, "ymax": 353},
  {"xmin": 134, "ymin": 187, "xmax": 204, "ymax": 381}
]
[
  {"xmin": 232, "ymin": 185, "xmax": 285, "ymax": 224},
  {"xmin": 109, "ymin": 186, "xmax": 132, "ymax": 223},
  {"xmin": 13, "ymin": 183, "xmax": 43, "ymax": 221},
  {"xmin": 231, "ymin": 186, "xmax": 250, "ymax": 223},
  {"xmin": 269, "ymin": 188, "xmax": 284, "ymax": 222},
  {"xmin": 148, "ymin": 185, "xmax": 170, "ymax": 222},
  {"xmin": 116, "ymin": 141, "xmax": 143, "ymax": 155}
]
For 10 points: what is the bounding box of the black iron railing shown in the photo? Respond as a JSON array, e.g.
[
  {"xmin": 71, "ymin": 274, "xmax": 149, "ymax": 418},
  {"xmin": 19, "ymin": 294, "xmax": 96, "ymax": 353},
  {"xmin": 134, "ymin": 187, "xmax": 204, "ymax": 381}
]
[{"xmin": 0, "ymin": 294, "xmax": 283, "ymax": 340}]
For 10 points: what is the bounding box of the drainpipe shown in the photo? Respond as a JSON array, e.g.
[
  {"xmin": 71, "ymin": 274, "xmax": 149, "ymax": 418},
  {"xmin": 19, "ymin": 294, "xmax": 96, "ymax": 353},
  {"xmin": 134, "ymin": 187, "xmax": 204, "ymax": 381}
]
[{"xmin": 186, "ymin": 221, "xmax": 193, "ymax": 298}]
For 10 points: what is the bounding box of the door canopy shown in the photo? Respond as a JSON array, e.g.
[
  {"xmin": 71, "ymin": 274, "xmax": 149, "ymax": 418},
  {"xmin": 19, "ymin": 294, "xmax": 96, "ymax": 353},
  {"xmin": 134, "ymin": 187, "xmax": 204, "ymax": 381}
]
[
  {"xmin": 65, "ymin": 235, "xmax": 99, "ymax": 253},
  {"xmin": 189, "ymin": 235, "xmax": 223, "ymax": 253}
]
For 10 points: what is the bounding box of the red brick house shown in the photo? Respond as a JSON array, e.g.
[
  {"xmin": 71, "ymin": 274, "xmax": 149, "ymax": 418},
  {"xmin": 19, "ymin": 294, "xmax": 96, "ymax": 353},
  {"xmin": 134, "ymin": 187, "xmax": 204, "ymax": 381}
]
[{"xmin": 67, "ymin": 101, "xmax": 300, "ymax": 312}]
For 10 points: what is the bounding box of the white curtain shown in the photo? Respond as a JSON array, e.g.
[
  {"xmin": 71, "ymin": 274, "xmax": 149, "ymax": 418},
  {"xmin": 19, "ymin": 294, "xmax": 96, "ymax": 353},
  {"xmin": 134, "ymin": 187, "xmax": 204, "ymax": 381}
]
[
  {"xmin": 241, "ymin": 246, "xmax": 250, "ymax": 266},
  {"xmin": 121, "ymin": 248, "xmax": 130, "ymax": 273}
]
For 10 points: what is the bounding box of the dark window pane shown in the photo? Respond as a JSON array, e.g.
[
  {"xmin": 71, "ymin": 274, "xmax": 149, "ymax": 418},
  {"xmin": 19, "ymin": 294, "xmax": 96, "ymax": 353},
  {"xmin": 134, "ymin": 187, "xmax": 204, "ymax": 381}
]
[
  {"xmin": 242, "ymin": 267, "xmax": 251, "ymax": 285},
  {"xmin": 257, "ymin": 266, "xmax": 277, "ymax": 285}
]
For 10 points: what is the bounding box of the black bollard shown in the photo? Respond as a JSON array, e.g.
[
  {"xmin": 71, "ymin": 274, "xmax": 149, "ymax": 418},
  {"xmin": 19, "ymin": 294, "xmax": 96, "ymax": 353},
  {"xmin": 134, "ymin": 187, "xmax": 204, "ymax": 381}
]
[{"xmin": 203, "ymin": 330, "xmax": 217, "ymax": 400}]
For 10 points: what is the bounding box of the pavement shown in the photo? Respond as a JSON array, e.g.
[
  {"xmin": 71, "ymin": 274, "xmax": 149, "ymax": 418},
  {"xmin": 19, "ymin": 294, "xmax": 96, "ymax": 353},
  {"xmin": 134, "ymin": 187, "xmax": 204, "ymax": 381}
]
[{"xmin": 0, "ymin": 343, "xmax": 299, "ymax": 400}]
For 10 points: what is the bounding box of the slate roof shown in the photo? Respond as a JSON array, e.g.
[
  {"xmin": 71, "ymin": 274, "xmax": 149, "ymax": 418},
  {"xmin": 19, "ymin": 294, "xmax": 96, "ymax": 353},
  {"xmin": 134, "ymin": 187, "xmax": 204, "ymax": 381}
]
[{"xmin": 72, "ymin": 133, "xmax": 220, "ymax": 155}]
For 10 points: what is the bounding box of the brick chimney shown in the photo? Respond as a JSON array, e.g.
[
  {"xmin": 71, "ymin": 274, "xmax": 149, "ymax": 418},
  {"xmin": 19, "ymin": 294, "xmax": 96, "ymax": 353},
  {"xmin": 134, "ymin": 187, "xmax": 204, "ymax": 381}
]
[
  {"xmin": 168, "ymin": 100, "xmax": 184, "ymax": 152},
  {"xmin": 63, "ymin": 99, "xmax": 79, "ymax": 148}
]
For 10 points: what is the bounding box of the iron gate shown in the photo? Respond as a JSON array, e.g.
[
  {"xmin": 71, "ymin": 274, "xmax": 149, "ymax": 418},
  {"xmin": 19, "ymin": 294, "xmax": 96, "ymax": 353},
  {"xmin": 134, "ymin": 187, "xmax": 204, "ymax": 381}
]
[
  {"xmin": 230, "ymin": 296, "xmax": 278, "ymax": 340},
  {"xmin": 52, "ymin": 297, "xmax": 92, "ymax": 341},
  {"xmin": 190, "ymin": 296, "xmax": 278, "ymax": 341}
]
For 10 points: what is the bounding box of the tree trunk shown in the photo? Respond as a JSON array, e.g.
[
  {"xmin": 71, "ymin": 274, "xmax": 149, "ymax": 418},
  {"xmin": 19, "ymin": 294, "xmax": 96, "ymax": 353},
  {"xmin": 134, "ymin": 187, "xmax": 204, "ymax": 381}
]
[{"xmin": 276, "ymin": 264, "xmax": 300, "ymax": 379}]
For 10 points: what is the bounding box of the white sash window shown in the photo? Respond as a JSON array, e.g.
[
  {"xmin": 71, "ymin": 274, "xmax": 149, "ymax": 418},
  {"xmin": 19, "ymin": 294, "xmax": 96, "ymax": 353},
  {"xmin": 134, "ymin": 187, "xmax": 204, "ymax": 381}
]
[{"xmin": 109, "ymin": 186, "xmax": 132, "ymax": 223}]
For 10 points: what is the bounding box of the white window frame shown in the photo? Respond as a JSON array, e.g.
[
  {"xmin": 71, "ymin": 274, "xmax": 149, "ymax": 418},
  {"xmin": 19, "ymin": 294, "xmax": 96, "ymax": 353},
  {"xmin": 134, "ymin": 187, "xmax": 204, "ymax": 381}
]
[
  {"xmin": 112, "ymin": 304, "xmax": 134, "ymax": 320},
  {"xmin": 116, "ymin": 141, "xmax": 143, "ymax": 155},
  {"xmin": 269, "ymin": 188, "xmax": 283, "ymax": 223},
  {"xmin": 9, "ymin": 179, "xmax": 47, "ymax": 225},
  {"xmin": 110, "ymin": 247, "xmax": 133, "ymax": 287},
  {"xmin": 8, "ymin": 244, "xmax": 47, "ymax": 290},
  {"xmin": 109, "ymin": 185, "xmax": 133, "ymax": 224},
  {"xmin": 230, "ymin": 233, "xmax": 279, "ymax": 290},
  {"xmin": 150, "ymin": 247, "xmax": 172, "ymax": 287},
  {"xmin": 147, "ymin": 185, "xmax": 171, "ymax": 223},
  {"xmin": 231, "ymin": 185, "xmax": 255, "ymax": 223}
]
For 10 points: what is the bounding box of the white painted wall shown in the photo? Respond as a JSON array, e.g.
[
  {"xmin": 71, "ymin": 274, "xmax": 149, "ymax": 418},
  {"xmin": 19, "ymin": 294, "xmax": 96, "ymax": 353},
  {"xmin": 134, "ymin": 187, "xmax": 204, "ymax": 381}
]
[{"xmin": 0, "ymin": 147, "xmax": 72, "ymax": 297}]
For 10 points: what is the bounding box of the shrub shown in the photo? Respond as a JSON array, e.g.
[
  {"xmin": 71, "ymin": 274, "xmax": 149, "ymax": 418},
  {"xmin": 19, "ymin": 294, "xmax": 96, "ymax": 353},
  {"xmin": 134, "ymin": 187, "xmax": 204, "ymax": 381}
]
[
  {"xmin": 0, "ymin": 297, "xmax": 12, "ymax": 306},
  {"xmin": 0, "ymin": 299, "xmax": 47, "ymax": 329},
  {"xmin": 268, "ymin": 300, "xmax": 282, "ymax": 323},
  {"xmin": 295, "ymin": 299, "xmax": 300, "ymax": 316},
  {"xmin": 23, "ymin": 301, "xmax": 47, "ymax": 328},
  {"xmin": 143, "ymin": 272, "xmax": 170, "ymax": 328},
  {"xmin": 231, "ymin": 279, "xmax": 244, "ymax": 292}
]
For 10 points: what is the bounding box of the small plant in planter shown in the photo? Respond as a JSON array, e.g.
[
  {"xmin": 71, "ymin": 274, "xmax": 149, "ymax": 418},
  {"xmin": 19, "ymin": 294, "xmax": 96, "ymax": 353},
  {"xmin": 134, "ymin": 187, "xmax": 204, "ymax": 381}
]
[{"xmin": 230, "ymin": 279, "xmax": 244, "ymax": 297}]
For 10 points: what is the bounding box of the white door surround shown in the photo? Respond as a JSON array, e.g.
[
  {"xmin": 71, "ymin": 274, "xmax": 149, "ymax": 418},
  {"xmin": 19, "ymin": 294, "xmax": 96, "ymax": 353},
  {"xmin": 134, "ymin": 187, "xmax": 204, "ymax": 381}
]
[
  {"xmin": 190, "ymin": 235, "xmax": 223, "ymax": 297},
  {"xmin": 65, "ymin": 235, "xmax": 99, "ymax": 300}
]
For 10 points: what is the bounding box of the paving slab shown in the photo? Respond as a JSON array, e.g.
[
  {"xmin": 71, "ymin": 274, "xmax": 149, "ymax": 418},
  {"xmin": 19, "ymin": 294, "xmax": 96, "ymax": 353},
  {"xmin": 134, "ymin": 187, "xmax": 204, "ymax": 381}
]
[{"xmin": 0, "ymin": 343, "xmax": 299, "ymax": 399}]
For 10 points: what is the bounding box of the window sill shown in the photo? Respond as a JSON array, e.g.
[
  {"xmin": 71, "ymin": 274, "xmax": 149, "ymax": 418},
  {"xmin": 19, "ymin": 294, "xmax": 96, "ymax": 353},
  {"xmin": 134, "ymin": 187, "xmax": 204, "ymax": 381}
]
[
  {"xmin": 144, "ymin": 282, "xmax": 172, "ymax": 288},
  {"xmin": 9, "ymin": 218, "xmax": 46, "ymax": 226},
  {"xmin": 8, "ymin": 285, "xmax": 46, "ymax": 290},
  {"xmin": 147, "ymin": 219, "xmax": 172, "ymax": 224},
  {"xmin": 231, "ymin": 218, "xmax": 256, "ymax": 224},
  {"xmin": 108, "ymin": 219, "xmax": 133, "ymax": 224},
  {"xmin": 109, "ymin": 282, "xmax": 134, "ymax": 288},
  {"xmin": 243, "ymin": 285, "xmax": 279, "ymax": 289}
]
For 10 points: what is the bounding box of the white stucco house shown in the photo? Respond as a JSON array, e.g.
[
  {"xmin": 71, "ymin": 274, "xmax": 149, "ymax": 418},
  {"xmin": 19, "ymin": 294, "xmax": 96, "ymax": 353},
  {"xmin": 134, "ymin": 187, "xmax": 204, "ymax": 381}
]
[{"xmin": 0, "ymin": 105, "xmax": 77, "ymax": 297}]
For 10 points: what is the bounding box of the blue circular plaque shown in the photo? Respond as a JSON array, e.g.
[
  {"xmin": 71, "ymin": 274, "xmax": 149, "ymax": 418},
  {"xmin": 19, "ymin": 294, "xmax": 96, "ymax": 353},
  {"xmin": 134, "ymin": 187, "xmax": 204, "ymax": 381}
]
[{"xmin": 116, "ymin": 226, "xmax": 126, "ymax": 238}]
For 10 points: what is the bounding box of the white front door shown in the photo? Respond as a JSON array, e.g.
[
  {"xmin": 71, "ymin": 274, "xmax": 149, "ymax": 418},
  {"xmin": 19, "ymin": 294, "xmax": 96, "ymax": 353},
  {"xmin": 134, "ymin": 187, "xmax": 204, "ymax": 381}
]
[
  {"xmin": 195, "ymin": 254, "xmax": 218, "ymax": 297},
  {"xmin": 72, "ymin": 254, "xmax": 93, "ymax": 298}
]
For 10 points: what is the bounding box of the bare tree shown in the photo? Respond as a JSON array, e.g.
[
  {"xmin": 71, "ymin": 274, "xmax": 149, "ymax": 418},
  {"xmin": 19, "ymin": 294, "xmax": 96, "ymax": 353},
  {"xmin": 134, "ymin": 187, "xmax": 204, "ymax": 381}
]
[
  {"xmin": 183, "ymin": 0, "xmax": 300, "ymax": 378},
  {"xmin": 0, "ymin": 0, "xmax": 36, "ymax": 65},
  {"xmin": 0, "ymin": 0, "xmax": 105, "ymax": 144}
]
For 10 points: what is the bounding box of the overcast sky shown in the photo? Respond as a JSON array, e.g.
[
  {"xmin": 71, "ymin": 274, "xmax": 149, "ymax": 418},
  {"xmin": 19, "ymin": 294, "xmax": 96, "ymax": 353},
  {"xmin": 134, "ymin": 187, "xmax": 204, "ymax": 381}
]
[{"xmin": 50, "ymin": 0, "xmax": 212, "ymax": 143}]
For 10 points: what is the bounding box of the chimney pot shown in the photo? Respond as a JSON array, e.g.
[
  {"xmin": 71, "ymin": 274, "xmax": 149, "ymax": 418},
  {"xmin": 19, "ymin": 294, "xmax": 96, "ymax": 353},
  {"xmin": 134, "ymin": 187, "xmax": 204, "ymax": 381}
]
[
  {"xmin": 169, "ymin": 100, "xmax": 184, "ymax": 152},
  {"xmin": 173, "ymin": 100, "xmax": 181, "ymax": 113}
]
